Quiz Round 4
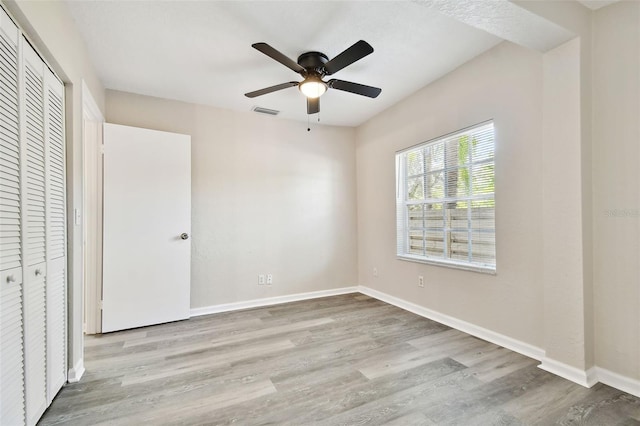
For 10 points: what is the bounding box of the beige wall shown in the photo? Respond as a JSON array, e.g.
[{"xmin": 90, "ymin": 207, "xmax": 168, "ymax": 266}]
[
  {"xmin": 356, "ymin": 41, "xmax": 545, "ymax": 347},
  {"xmin": 105, "ymin": 91, "xmax": 358, "ymax": 308},
  {"xmin": 593, "ymin": 1, "xmax": 640, "ymax": 381},
  {"xmin": 515, "ymin": 0, "xmax": 596, "ymax": 374},
  {"xmin": 357, "ymin": 2, "xmax": 640, "ymax": 386},
  {"xmin": 7, "ymin": 0, "xmax": 640, "ymax": 391},
  {"xmin": 541, "ymin": 38, "xmax": 589, "ymax": 370},
  {"xmin": 2, "ymin": 0, "xmax": 105, "ymax": 378}
]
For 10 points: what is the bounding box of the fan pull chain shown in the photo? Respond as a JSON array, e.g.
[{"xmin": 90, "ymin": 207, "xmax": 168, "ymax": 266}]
[{"xmin": 307, "ymin": 114, "xmax": 310, "ymax": 132}]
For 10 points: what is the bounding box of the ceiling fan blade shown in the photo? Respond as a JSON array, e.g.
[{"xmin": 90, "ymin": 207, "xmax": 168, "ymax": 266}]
[
  {"xmin": 244, "ymin": 81, "xmax": 299, "ymax": 98},
  {"xmin": 252, "ymin": 43, "xmax": 305, "ymax": 74},
  {"xmin": 307, "ymin": 97, "xmax": 319, "ymax": 114},
  {"xmin": 328, "ymin": 79, "xmax": 381, "ymax": 98},
  {"xmin": 323, "ymin": 40, "xmax": 374, "ymax": 75}
]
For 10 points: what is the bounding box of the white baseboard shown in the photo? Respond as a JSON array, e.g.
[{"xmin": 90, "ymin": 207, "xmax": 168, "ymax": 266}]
[
  {"xmin": 190, "ymin": 286, "xmax": 359, "ymax": 317},
  {"xmin": 358, "ymin": 285, "xmax": 545, "ymax": 361},
  {"xmin": 67, "ymin": 358, "xmax": 85, "ymax": 383},
  {"xmin": 188, "ymin": 284, "xmax": 640, "ymax": 399},
  {"xmin": 359, "ymin": 286, "xmax": 640, "ymax": 395},
  {"xmin": 538, "ymin": 358, "xmax": 598, "ymax": 388},
  {"xmin": 595, "ymin": 366, "xmax": 640, "ymax": 398}
]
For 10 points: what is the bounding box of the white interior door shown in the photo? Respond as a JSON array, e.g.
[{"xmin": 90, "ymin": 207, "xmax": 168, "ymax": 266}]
[
  {"xmin": 22, "ymin": 38, "xmax": 48, "ymax": 426},
  {"xmin": 102, "ymin": 123, "xmax": 191, "ymax": 333},
  {"xmin": 44, "ymin": 67, "xmax": 67, "ymax": 403},
  {"xmin": 0, "ymin": 9, "xmax": 25, "ymax": 424}
]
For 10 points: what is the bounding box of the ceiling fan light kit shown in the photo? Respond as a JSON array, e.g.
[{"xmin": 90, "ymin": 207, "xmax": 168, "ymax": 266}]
[
  {"xmin": 245, "ymin": 40, "xmax": 382, "ymax": 115},
  {"xmin": 299, "ymin": 76, "xmax": 327, "ymax": 98}
]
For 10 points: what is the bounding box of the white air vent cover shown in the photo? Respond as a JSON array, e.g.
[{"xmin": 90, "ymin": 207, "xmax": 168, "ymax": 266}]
[{"xmin": 252, "ymin": 106, "xmax": 279, "ymax": 116}]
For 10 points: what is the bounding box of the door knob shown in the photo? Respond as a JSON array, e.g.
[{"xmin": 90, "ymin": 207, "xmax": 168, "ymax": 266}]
[
  {"xmin": 6, "ymin": 275, "xmax": 16, "ymax": 283},
  {"xmin": 35, "ymin": 269, "xmax": 42, "ymax": 276},
  {"xmin": 180, "ymin": 233, "xmax": 189, "ymax": 240}
]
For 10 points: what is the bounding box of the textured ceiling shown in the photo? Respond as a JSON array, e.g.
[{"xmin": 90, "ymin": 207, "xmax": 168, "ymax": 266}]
[
  {"xmin": 66, "ymin": 1, "xmax": 582, "ymax": 128},
  {"xmin": 417, "ymin": 0, "xmax": 574, "ymax": 52}
]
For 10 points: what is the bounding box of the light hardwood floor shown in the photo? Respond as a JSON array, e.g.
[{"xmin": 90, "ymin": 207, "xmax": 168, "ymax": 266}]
[{"xmin": 40, "ymin": 294, "xmax": 640, "ymax": 425}]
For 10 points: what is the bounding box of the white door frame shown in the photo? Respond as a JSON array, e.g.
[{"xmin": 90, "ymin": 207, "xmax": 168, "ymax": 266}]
[{"xmin": 82, "ymin": 81, "xmax": 104, "ymax": 335}]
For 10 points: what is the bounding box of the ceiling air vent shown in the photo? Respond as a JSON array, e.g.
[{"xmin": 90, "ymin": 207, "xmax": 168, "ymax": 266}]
[{"xmin": 252, "ymin": 106, "xmax": 280, "ymax": 116}]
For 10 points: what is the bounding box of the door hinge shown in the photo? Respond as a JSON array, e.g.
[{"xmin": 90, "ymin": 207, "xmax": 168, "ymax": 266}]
[
  {"xmin": 100, "ymin": 144, "xmax": 104, "ymax": 155},
  {"xmin": 99, "ymin": 299, "xmax": 103, "ymax": 310}
]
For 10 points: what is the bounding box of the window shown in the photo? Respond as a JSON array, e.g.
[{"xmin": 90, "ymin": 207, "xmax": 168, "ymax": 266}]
[{"xmin": 396, "ymin": 121, "xmax": 496, "ymax": 273}]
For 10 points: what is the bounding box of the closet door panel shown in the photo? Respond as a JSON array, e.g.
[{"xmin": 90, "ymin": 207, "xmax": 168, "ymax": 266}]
[
  {"xmin": 23, "ymin": 59, "xmax": 46, "ymax": 267},
  {"xmin": 45, "ymin": 260, "xmax": 65, "ymax": 397},
  {"xmin": 0, "ymin": 9, "xmax": 20, "ymax": 272},
  {"xmin": 45, "ymin": 69, "xmax": 66, "ymax": 401},
  {"xmin": 1, "ymin": 267, "xmax": 25, "ymax": 424},
  {"xmin": 0, "ymin": 8, "xmax": 25, "ymax": 425},
  {"xmin": 21, "ymin": 38, "xmax": 47, "ymax": 426},
  {"xmin": 23, "ymin": 264, "xmax": 46, "ymax": 426}
]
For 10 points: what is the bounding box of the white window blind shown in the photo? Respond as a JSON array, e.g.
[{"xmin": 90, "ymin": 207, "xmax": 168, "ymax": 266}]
[{"xmin": 396, "ymin": 121, "xmax": 496, "ymax": 272}]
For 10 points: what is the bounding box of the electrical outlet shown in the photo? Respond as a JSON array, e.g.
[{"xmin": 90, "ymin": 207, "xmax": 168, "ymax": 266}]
[
  {"xmin": 258, "ymin": 274, "xmax": 265, "ymax": 285},
  {"xmin": 373, "ymin": 267, "xmax": 378, "ymax": 277},
  {"xmin": 418, "ymin": 276, "xmax": 424, "ymax": 288},
  {"xmin": 266, "ymin": 274, "xmax": 273, "ymax": 285}
]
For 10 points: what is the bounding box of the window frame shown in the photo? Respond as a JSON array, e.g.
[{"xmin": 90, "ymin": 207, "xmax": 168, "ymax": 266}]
[{"xmin": 395, "ymin": 120, "xmax": 497, "ymax": 274}]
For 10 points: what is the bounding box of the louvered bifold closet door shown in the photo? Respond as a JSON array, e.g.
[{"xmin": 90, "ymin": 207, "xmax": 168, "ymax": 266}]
[
  {"xmin": 44, "ymin": 68, "xmax": 66, "ymax": 402},
  {"xmin": 21, "ymin": 38, "xmax": 48, "ymax": 426},
  {"xmin": 0, "ymin": 9, "xmax": 25, "ymax": 425}
]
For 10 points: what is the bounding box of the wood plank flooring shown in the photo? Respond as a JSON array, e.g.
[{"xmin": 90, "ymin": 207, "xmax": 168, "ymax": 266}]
[{"xmin": 39, "ymin": 294, "xmax": 640, "ymax": 425}]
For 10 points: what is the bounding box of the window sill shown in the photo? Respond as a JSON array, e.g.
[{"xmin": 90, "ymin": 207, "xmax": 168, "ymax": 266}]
[{"xmin": 396, "ymin": 254, "xmax": 497, "ymax": 275}]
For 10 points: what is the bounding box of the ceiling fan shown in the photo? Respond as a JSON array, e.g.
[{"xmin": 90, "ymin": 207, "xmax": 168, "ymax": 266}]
[{"xmin": 244, "ymin": 40, "xmax": 382, "ymax": 115}]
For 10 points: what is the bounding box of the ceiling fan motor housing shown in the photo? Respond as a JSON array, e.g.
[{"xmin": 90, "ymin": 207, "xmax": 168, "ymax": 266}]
[{"xmin": 297, "ymin": 51, "xmax": 329, "ymax": 76}]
